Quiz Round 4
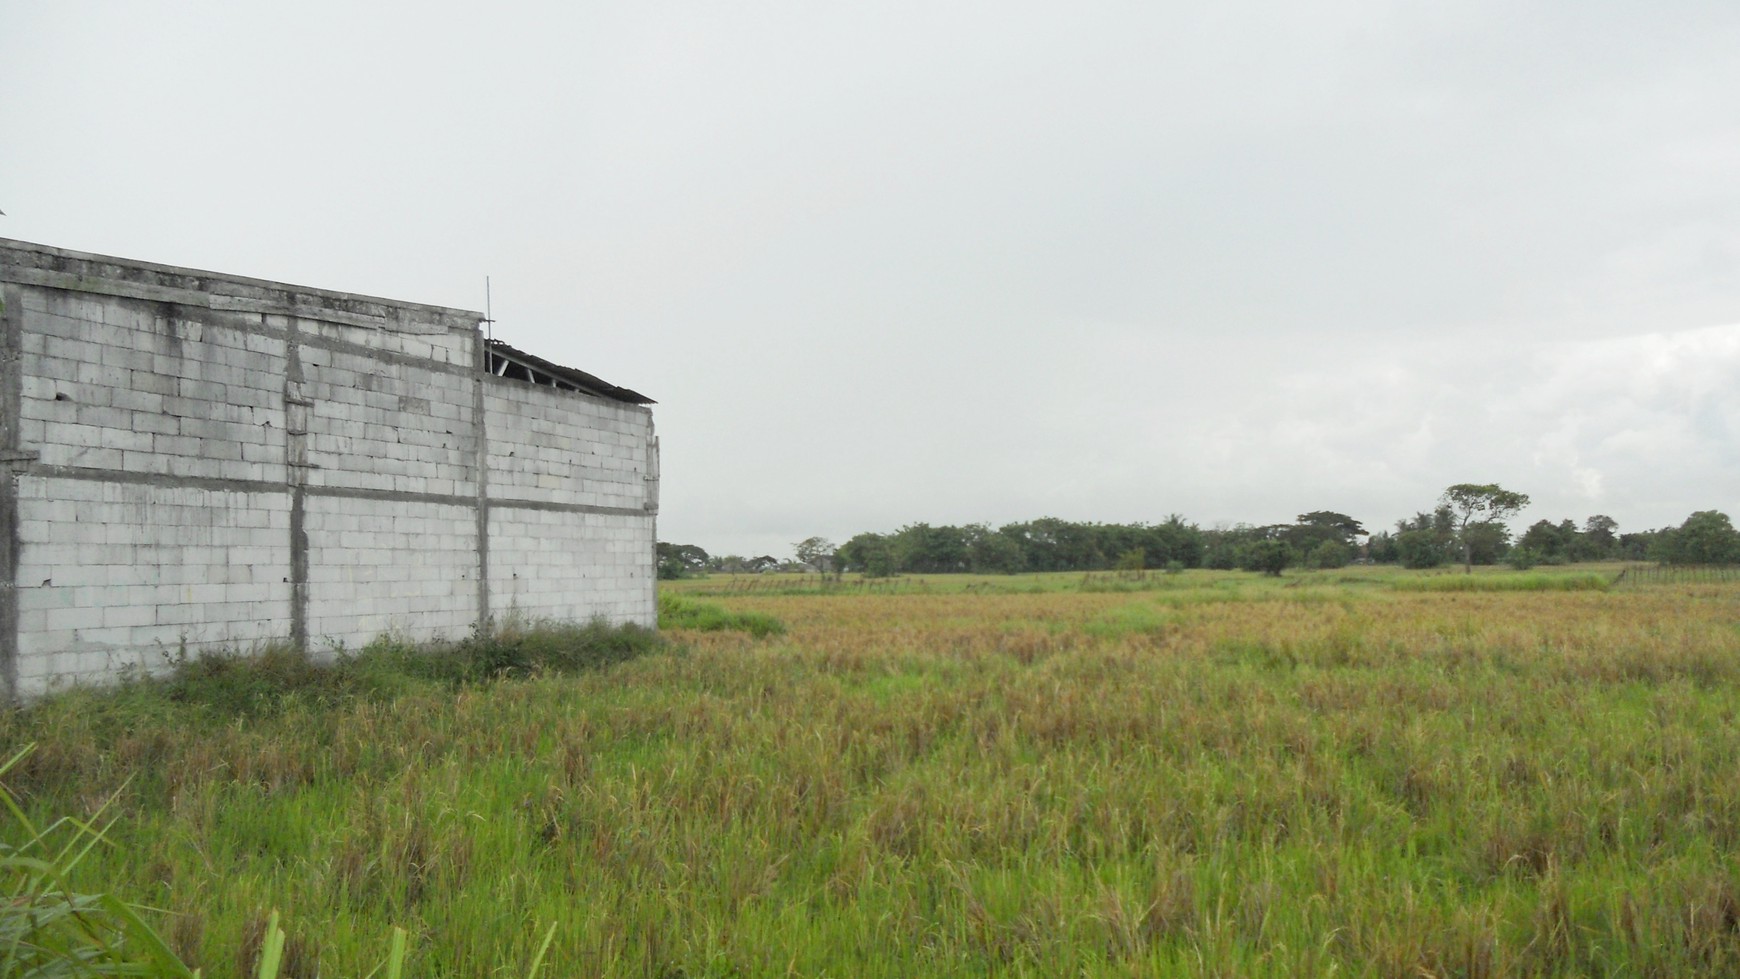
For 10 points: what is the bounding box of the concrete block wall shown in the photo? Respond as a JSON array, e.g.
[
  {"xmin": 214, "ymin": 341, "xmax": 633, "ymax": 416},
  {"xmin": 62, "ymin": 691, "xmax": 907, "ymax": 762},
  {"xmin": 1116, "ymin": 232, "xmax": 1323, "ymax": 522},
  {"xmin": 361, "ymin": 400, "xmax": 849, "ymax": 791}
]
[
  {"xmin": 304, "ymin": 497, "xmax": 479, "ymax": 652},
  {"xmin": 484, "ymin": 380, "xmax": 652, "ymax": 511},
  {"xmin": 483, "ymin": 375, "xmax": 657, "ymax": 626},
  {"xmin": 0, "ymin": 238, "xmax": 658, "ymax": 700},
  {"xmin": 11, "ymin": 477, "xmax": 292, "ymax": 690},
  {"xmin": 19, "ymin": 291, "xmax": 289, "ymax": 484},
  {"xmin": 298, "ymin": 322, "xmax": 479, "ymax": 498},
  {"xmin": 488, "ymin": 509, "xmax": 656, "ymax": 627},
  {"xmin": 301, "ymin": 311, "xmax": 475, "ymax": 368}
]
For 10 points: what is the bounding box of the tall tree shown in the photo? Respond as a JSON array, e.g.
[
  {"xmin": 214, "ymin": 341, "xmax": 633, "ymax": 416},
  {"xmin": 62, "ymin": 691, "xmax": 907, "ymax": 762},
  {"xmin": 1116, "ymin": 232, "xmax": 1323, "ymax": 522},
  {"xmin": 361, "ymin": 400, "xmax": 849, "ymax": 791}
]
[
  {"xmin": 1293, "ymin": 511, "xmax": 1367, "ymax": 548},
  {"xmin": 838, "ymin": 532, "xmax": 897, "ymax": 577},
  {"xmin": 708, "ymin": 554, "xmax": 749, "ymax": 574},
  {"xmin": 963, "ymin": 524, "xmax": 1025, "ymax": 573},
  {"xmin": 793, "ymin": 536, "xmax": 836, "ymax": 573},
  {"xmin": 1657, "ymin": 510, "xmax": 1740, "ymax": 565},
  {"xmin": 1440, "ymin": 483, "xmax": 1531, "ymax": 573},
  {"xmin": 1582, "ymin": 515, "xmax": 1619, "ymax": 559},
  {"xmin": 1239, "ymin": 539, "xmax": 1292, "ymax": 576},
  {"xmin": 1396, "ymin": 530, "xmax": 1447, "ymax": 569},
  {"xmin": 1517, "ymin": 520, "xmax": 1573, "ymax": 563},
  {"xmin": 1153, "ymin": 514, "xmax": 1206, "ymax": 568},
  {"xmin": 656, "ymin": 542, "xmax": 710, "ymax": 579},
  {"xmin": 891, "ymin": 523, "xmax": 969, "ymax": 573},
  {"xmin": 1366, "ymin": 529, "xmax": 1399, "ymax": 563}
]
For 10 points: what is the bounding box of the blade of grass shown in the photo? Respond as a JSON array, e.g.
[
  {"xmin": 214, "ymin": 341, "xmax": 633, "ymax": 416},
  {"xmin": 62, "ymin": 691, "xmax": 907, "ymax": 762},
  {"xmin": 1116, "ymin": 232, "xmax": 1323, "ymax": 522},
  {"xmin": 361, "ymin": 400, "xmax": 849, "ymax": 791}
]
[
  {"xmin": 524, "ymin": 921, "xmax": 558, "ymax": 979},
  {"xmin": 254, "ymin": 911, "xmax": 285, "ymax": 979}
]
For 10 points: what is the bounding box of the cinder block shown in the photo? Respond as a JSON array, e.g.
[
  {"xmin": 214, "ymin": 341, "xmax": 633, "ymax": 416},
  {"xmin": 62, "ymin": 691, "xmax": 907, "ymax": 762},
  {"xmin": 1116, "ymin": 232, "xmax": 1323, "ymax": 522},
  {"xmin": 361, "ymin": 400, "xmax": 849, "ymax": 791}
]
[
  {"xmin": 42, "ymin": 606, "xmax": 94, "ymax": 632},
  {"xmin": 101, "ymin": 604, "xmax": 156, "ymax": 629},
  {"xmin": 131, "ymin": 371, "xmax": 177, "ymax": 396},
  {"xmin": 99, "ymin": 345, "xmax": 156, "ymax": 372}
]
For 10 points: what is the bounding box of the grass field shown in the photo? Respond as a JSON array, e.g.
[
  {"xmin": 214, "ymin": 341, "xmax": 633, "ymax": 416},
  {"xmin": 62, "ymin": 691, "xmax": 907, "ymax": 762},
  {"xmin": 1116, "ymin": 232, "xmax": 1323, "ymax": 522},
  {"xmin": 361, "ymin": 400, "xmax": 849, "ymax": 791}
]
[{"xmin": 5, "ymin": 566, "xmax": 1740, "ymax": 977}]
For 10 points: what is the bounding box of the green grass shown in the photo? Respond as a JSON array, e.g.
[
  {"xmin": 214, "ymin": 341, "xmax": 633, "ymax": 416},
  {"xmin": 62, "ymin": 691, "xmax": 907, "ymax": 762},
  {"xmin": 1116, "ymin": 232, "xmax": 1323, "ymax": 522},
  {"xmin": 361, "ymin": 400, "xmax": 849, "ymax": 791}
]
[
  {"xmin": 4, "ymin": 574, "xmax": 1740, "ymax": 976},
  {"xmin": 0, "ymin": 745, "xmax": 201, "ymax": 978},
  {"xmin": 667, "ymin": 564, "xmax": 1626, "ymax": 598},
  {"xmin": 1388, "ymin": 572, "xmax": 1612, "ymax": 592},
  {"xmin": 657, "ymin": 592, "xmax": 786, "ymax": 637}
]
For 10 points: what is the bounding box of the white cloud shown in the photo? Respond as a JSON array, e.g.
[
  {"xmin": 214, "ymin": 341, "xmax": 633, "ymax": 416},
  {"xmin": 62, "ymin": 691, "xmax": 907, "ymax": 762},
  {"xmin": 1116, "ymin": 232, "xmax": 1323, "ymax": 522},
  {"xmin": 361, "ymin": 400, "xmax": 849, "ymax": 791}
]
[{"xmin": 1245, "ymin": 323, "xmax": 1740, "ymax": 533}]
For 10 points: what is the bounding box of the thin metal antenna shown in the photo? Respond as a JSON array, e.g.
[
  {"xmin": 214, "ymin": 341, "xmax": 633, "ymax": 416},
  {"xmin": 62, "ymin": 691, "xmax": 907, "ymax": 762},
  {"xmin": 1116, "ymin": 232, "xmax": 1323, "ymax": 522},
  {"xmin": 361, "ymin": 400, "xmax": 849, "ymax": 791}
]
[{"xmin": 485, "ymin": 275, "xmax": 494, "ymax": 344}]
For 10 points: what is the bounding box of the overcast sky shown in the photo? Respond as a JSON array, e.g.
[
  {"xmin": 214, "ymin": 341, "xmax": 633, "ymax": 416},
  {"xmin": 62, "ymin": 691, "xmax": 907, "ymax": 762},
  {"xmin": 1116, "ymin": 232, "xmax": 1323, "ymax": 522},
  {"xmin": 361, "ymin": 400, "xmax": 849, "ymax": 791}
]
[{"xmin": 4, "ymin": 1, "xmax": 1737, "ymax": 558}]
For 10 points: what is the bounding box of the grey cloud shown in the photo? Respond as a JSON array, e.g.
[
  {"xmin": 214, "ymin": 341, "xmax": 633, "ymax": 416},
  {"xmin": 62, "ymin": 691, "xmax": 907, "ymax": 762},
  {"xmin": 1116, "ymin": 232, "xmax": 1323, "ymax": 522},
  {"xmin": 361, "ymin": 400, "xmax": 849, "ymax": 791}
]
[{"xmin": 4, "ymin": 1, "xmax": 1738, "ymax": 557}]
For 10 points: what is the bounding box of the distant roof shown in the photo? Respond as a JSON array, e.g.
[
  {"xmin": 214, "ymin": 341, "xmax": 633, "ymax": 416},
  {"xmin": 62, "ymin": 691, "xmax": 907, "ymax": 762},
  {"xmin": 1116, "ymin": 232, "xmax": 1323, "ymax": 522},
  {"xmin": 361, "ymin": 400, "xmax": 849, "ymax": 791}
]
[{"xmin": 485, "ymin": 339, "xmax": 655, "ymax": 405}]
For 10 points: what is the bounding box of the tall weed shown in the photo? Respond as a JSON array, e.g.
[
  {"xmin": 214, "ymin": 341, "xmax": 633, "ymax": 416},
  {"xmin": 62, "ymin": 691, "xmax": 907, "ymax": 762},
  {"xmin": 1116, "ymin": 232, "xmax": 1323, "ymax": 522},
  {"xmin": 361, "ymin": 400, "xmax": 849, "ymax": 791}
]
[{"xmin": 0, "ymin": 744, "xmax": 196, "ymax": 978}]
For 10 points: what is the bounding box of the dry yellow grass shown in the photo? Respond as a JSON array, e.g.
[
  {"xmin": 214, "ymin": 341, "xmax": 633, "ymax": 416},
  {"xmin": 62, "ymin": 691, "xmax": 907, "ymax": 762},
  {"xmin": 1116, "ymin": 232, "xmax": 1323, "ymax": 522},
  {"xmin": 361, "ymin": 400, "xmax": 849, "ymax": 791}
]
[{"xmin": 3, "ymin": 570, "xmax": 1738, "ymax": 976}]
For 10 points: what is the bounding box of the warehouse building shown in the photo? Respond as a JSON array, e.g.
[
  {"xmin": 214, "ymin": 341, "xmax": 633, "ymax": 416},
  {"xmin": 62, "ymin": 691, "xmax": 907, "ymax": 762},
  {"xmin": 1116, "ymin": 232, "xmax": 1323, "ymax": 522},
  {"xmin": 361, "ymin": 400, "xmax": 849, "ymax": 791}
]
[{"xmin": 0, "ymin": 238, "xmax": 658, "ymax": 700}]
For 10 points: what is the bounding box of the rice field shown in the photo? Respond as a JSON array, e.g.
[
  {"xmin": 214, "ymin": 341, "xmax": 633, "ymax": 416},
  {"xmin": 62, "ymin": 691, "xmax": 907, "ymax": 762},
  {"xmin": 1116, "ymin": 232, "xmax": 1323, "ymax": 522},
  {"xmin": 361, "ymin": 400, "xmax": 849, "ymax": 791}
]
[{"xmin": 4, "ymin": 567, "xmax": 1740, "ymax": 977}]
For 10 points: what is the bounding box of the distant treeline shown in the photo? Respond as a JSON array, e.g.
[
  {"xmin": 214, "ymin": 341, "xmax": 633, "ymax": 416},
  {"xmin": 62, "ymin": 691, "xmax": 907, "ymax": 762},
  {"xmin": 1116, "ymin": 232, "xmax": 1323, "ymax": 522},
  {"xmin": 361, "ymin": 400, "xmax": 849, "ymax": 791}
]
[{"xmin": 661, "ymin": 505, "xmax": 1740, "ymax": 579}]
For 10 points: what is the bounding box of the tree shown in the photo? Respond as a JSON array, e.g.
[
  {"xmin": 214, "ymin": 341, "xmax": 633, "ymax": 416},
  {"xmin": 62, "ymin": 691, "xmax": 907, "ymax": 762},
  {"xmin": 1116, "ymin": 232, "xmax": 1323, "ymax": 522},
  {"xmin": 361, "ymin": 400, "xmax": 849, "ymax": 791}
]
[
  {"xmin": 963, "ymin": 524, "xmax": 1025, "ymax": 573},
  {"xmin": 1462, "ymin": 521, "xmax": 1512, "ymax": 565},
  {"xmin": 656, "ymin": 542, "xmax": 710, "ymax": 579},
  {"xmin": 1656, "ymin": 510, "xmax": 1740, "ymax": 565},
  {"xmin": 1202, "ymin": 523, "xmax": 1269, "ymax": 571},
  {"xmin": 708, "ymin": 554, "xmax": 749, "ymax": 574},
  {"xmin": 1152, "ymin": 514, "xmax": 1206, "ymax": 568},
  {"xmin": 838, "ymin": 532, "xmax": 898, "ymax": 577},
  {"xmin": 1440, "ymin": 483, "xmax": 1531, "ymax": 573},
  {"xmin": 1396, "ymin": 506, "xmax": 1456, "ymax": 537},
  {"xmin": 1367, "ymin": 530, "xmax": 1399, "ymax": 563},
  {"xmin": 891, "ymin": 523, "xmax": 969, "ymax": 573},
  {"xmin": 1239, "ymin": 539, "xmax": 1292, "ymax": 576},
  {"xmin": 1001, "ymin": 518, "xmax": 1099, "ymax": 571},
  {"xmin": 793, "ymin": 536, "xmax": 836, "ymax": 573},
  {"xmin": 1306, "ymin": 539, "xmax": 1352, "ymax": 569},
  {"xmin": 1517, "ymin": 519, "xmax": 1572, "ymax": 564},
  {"xmin": 1583, "ymin": 515, "xmax": 1619, "ymax": 557},
  {"xmin": 1396, "ymin": 530, "xmax": 1446, "ymax": 569},
  {"xmin": 1617, "ymin": 530, "xmax": 1661, "ymax": 561},
  {"xmin": 1288, "ymin": 511, "xmax": 1367, "ymax": 552}
]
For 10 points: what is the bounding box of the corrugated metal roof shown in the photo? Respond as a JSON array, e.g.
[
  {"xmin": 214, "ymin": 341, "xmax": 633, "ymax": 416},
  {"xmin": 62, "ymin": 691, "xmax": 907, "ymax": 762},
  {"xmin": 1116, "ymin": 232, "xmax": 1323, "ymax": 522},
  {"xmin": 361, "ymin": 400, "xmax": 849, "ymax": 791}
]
[{"xmin": 485, "ymin": 339, "xmax": 655, "ymax": 405}]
